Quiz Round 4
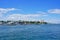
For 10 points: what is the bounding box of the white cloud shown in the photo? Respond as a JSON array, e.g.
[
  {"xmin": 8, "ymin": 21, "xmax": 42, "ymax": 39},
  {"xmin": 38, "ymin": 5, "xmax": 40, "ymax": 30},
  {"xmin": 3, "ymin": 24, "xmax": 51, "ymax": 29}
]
[
  {"xmin": 0, "ymin": 8, "xmax": 16, "ymax": 20},
  {"xmin": 37, "ymin": 11, "xmax": 48, "ymax": 16},
  {"xmin": 6, "ymin": 14, "xmax": 40, "ymax": 21},
  {"xmin": 37, "ymin": 11, "xmax": 46, "ymax": 14},
  {"xmin": 0, "ymin": 8, "xmax": 47, "ymax": 21},
  {"xmin": 48, "ymin": 9, "xmax": 60, "ymax": 14},
  {"xmin": 6, "ymin": 12, "xmax": 48, "ymax": 21},
  {"xmin": 0, "ymin": 8, "xmax": 16, "ymax": 14}
]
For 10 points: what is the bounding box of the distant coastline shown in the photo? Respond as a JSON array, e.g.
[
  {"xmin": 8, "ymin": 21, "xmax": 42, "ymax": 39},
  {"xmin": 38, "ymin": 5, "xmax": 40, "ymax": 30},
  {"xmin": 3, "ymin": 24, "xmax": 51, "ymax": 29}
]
[{"xmin": 0, "ymin": 20, "xmax": 47, "ymax": 25}]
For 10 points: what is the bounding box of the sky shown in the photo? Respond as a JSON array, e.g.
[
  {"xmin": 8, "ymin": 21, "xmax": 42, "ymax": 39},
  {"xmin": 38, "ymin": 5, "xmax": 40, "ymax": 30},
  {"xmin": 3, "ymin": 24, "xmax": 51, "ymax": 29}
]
[{"xmin": 0, "ymin": 0, "xmax": 60, "ymax": 24}]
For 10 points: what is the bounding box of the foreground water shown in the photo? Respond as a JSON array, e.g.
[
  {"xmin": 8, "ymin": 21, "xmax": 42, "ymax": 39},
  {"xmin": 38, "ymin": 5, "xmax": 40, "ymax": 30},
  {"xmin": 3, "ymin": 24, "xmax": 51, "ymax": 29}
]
[{"xmin": 0, "ymin": 24, "xmax": 60, "ymax": 40}]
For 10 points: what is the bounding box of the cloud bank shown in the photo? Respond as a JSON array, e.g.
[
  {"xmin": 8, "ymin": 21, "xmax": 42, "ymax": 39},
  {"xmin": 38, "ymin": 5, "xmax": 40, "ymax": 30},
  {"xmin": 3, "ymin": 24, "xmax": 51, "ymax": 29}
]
[
  {"xmin": 0, "ymin": 8, "xmax": 60, "ymax": 23},
  {"xmin": 0, "ymin": 8, "xmax": 16, "ymax": 20},
  {"xmin": 48, "ymin": 9, "xmax": 60, "ymax": 14},
  {"xmin": 6, "ymin": 13, "xmax": 48, "ymax": 21},
  {"xmin": 0, "ymin": 8, "xmax": 16, "ymax": 14}
]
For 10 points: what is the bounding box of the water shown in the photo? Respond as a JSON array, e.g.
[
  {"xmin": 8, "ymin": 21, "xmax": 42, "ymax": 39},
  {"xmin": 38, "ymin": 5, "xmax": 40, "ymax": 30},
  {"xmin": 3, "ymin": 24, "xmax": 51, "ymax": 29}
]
[{"xmin": 0, "ymin": 24, "xmax": 60, "ymax": 40}]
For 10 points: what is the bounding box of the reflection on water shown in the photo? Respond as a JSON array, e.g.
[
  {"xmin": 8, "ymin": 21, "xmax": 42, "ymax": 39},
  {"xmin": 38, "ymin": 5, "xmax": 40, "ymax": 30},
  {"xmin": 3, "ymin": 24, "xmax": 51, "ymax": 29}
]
[{"xmin": 0, "ymin": 24, "xmax": 60, "ymax": 40}]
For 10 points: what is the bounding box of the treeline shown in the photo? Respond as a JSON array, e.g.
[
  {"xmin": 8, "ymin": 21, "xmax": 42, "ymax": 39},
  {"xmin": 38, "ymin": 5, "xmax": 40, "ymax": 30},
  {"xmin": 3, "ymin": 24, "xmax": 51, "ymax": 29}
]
[{"xmin": 0, "ymin": 20, "xmax": 47, "ymax": 25}]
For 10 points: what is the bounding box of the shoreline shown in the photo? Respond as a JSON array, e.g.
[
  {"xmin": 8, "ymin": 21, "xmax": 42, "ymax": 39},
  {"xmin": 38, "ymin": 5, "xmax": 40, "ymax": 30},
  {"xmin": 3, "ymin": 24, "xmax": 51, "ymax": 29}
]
[{"xmin": 0, "ymin": 20, "xmax": 47, "ymax": 25}]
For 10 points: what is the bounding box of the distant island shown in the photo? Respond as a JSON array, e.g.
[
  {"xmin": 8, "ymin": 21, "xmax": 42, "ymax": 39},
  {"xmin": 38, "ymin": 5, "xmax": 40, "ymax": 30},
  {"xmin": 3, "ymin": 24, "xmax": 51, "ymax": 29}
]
[{"xmin": 0, "ymin": 20, "xmax": 47, "ymax": 25}]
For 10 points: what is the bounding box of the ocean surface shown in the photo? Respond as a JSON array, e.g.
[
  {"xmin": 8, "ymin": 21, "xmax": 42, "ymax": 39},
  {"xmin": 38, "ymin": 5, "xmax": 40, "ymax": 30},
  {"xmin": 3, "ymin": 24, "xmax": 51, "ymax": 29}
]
[{"xmin": 0, "ymin": 24, "xmax": 60, "ymax": 40}]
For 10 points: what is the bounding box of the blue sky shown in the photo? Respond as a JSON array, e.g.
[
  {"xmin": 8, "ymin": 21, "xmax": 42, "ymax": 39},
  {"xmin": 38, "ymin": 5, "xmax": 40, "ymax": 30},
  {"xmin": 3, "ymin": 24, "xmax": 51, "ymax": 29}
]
[{"xmin": 0, "ymin": 0, "xmax": 60, "ymax": 24}]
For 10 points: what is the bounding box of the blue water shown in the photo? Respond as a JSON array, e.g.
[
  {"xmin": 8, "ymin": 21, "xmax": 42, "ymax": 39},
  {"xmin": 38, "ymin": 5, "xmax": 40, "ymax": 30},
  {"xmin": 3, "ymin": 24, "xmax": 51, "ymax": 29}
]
[{"xmin": 0, "ymin": 24, "xmax": 60, "ymax": 40}]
